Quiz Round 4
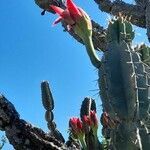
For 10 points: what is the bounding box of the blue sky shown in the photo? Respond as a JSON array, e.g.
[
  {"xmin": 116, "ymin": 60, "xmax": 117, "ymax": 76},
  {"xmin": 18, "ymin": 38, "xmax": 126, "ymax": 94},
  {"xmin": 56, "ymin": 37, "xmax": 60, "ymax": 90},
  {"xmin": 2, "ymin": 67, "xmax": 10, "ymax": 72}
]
[{"xmin": 0, "ymin": 0, "xmax": 149, "ymax": 149}]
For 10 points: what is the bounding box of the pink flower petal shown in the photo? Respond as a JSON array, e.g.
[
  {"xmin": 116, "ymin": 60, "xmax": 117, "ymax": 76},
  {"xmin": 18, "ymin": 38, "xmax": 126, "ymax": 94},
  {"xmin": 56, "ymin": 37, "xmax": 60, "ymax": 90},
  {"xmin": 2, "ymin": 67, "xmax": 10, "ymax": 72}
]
[
  {"xmin": 90, "ymin": 111, "xmax": 98, "ymax": 127},
  {"xmin": 52, "ymin": 16, "xmax": 63, "ymax": 26},
  {"xmin": 50, "ymin": 5, "xmax": 64, "ymax": 15},
  {"xmin": 77, "ymin": 118, "xmax": 82, "ymax": 129},
  {"xmin": 66, "ymin": 0, "xmax": 81, "ymax": 17},
  {"xmin": 83, "ymin": 115, "xmax": 91, "ymax": 126}
]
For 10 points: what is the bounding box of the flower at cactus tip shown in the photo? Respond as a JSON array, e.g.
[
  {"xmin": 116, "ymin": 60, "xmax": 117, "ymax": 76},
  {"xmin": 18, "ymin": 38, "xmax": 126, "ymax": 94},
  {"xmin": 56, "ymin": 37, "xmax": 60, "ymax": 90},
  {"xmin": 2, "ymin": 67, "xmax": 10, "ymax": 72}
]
[
  {"xmin": 50, "ymin": 0, "xmax": 92, "ymax": 39},
  {"xmin": 83, "ymin": 115, "xmax": 91, "ymax": 126},
  {"xmin": 101, "ymin": 112, "xmax": 117, "ymax": 129},
  {"xmin": 90, "ymin": 110, "xmax": 98, "ymax": 128},
  {"xmin": 83, "ymin": 111, "xmax": 98, "ymax": 130},
  {"xmin": 69, "ymin": 117, "xmax": 84, "ymax": 137}
]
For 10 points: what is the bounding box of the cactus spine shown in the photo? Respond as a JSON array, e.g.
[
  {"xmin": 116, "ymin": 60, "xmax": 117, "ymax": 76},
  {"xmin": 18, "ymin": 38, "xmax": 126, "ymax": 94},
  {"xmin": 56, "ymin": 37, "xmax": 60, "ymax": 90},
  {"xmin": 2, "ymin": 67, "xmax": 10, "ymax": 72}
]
[{"xmin": 99, "ymin": 17, "xmax": 150, "ymax": 150}]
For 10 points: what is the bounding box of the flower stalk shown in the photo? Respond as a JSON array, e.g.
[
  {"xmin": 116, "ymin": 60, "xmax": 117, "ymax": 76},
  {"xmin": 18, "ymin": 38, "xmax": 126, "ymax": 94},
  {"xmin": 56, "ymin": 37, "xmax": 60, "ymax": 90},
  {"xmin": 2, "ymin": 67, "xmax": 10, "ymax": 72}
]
[
  {"xmin": 83, "ymin": 36, "xmax": 101, "ymax": 68},
  {"xmin": 78, "ymin": 134, "xmax": 87, "ymax": 150},
  {"xmin": 50, "ymin": 0, "xmax": 101, "ymax": 69}
]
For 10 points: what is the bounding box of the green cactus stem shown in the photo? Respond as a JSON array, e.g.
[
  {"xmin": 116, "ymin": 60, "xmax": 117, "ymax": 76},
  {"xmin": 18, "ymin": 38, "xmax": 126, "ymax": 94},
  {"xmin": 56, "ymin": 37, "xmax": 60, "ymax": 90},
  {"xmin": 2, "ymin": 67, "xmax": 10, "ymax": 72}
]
[
  {"xmin": 41, "ymin": 81, "xmax": 65, "ymax": 143},
  {"xmin": 41, "ymin": 81, "xmax": 54, "ymax": 111},
  {"xmin": 83, "ymin": 36, "xmax": 101, "ymax": 68},
  {"xmin": 80, "ymin": 97, "xmax": 96, "ymax": 119},
  {"xmin": 135, "ymin": 43, "xmax": 150, "ymax": 66},
  {"xmin": 99, "ymin": 16, "xmax": 150, "ymax": 150},
  {"xmin": 80, "ymin": 97, "xmax": 102, "ymax": 150},
  {"xmin": 78, "ymin": 134, "xmax": 87, "ymax": 150}
]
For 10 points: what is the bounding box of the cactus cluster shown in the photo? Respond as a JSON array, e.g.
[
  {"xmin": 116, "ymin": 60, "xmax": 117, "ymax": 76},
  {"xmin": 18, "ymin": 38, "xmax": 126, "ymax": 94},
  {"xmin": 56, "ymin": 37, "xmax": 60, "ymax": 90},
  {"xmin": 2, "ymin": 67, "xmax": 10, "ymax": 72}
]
[
  {"xmin": 34, "ymin": 1, "xmax": 150, "ymax": 149},
  {"xmin": 41, "ymin": 83, "xmax": 102, "ymax": 149},
  {"xmin": 39, "ymin": 9, "xmax": 150, "ymax": 150}
]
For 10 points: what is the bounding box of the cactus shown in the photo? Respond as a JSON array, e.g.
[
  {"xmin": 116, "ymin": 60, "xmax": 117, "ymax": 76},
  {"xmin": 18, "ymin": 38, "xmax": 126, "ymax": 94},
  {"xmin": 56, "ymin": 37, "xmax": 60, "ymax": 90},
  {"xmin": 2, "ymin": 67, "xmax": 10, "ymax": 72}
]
[
  {"xmin": 135, "ymin": 44, "xmax": 150, "ymax": 66},
  {"xmin": 80, "ymin": 98, "xmax": 96, "ymax": 150},
  {"xmin": 68, "ymin": 97, "xmax": 102, "ymax": 150},
  {"xmin": 41, "ymin": 81, "xmax": 65, "ymax": 143},
  {"xmin": 79, "ymin": 98, "xmax": 102, "ymax": 150},
  {"xmin": 98, "ymin": 16, "xmax": 150, "ymax": 150},
  {"xmin": 33, "ymin": 1, "xmax": 150, "ymax": 150}
]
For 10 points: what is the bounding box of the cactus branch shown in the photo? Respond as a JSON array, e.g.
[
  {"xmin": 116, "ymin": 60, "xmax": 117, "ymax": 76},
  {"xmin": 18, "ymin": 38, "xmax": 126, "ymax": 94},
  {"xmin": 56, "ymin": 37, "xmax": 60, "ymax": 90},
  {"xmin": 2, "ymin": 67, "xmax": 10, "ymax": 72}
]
[
  {"xmin": 93, "ymin": 0, "xmax": 146, "ymax": 28},
  {"xmin": 99, "ymin": 16, "xmax": 150, "ymax": 150},
  {"xmin": 0, "ymin": 95, "xmax": 68, "ymax": 150},
  {"xmin": 146, "ymin": 1, "xmax": 150, "ymax": 41},
  {"xmin": 41, "ymin": 81, "xmax": 65, "ymax": 143}
]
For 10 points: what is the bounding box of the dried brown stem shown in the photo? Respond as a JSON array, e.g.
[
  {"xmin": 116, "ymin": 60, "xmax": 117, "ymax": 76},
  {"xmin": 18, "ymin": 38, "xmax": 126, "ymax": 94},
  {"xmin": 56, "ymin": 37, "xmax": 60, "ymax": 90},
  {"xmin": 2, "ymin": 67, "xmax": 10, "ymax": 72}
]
[
  {"xmin": 0, "ymin": 95, "xmax": 70, "ymax": 150},
  {"xmin": 93, "ymin": 0, "xmax": 146, "ymax": 28}
]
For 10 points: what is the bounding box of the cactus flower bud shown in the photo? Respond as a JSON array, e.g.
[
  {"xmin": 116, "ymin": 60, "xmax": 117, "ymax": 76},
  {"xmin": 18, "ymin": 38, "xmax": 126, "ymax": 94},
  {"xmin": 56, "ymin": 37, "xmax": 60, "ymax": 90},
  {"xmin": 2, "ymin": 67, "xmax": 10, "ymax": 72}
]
[
  {"xmin": 69, "ymin": 117, "xmax": 87, "ymax": 149},
  {"xmin": 83, "ymin": 111, "xmax": 99, "ymax": 148},
  {"xmin": 101, "ymin": 112, "xmax": 117, "ymax": 129},
  {"xmin": 90, "ymin": 110, "xmax": 98, "ymax": 129},
  {"xmin": 50, "ymin": 0, "xmax": 92, "ymax": 39},
  {"xmin": 83, "ymin": 115, "xmax": 91, "ymax": 126},
  {"xmin": 50, "ymin": 0, "xmax": 101, "ymax": 68},
  {"xmin": 69, "ymin": 117, "xmax": 83, "ymax": 136},
  {"xmin": 83, "ymin": 111, "xmax": 98, "ymax": 135}
]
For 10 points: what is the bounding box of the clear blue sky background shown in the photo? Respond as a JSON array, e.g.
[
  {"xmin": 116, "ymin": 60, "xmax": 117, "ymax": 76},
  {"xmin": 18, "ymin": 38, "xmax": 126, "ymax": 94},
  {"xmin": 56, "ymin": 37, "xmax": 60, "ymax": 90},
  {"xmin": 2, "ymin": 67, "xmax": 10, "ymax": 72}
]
[{"xmin": 0, "ymin": 0, "xmax": 149, "ymax": 149}]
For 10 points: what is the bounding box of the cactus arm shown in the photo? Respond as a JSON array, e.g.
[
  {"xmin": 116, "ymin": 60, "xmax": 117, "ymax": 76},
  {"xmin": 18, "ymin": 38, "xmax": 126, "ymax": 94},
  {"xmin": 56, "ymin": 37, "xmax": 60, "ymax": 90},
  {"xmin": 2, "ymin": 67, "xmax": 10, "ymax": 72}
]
[
  {"xmin": 83, "ymin": 36, "xmax": 101, "ymax": 68},
  {"xmin": 41, "ymin": 81, "xmax": 65, "ymax": 143},
  {"xmin": 146, "ymin": 2, "xmax": 150, "ymax": 42},
  {"xmin": 99, "ymin": 16, "xmax": 150, "ymax": 149},
  {"xmin": 80, "ymin": 97, "xmax": 96, "ymax": 120},
  {"xmin": 93, "ymin": 0, "xmax": 145, "ymax": 28}
]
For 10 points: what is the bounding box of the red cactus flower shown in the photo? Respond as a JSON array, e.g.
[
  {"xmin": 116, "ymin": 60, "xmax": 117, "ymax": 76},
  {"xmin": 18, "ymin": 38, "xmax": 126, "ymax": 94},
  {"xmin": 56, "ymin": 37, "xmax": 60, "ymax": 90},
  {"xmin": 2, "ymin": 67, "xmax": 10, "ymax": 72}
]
[
  {"xmin": 76, "ymin": 118, "xmax": 83, "ymax": 129},
  {"xmin": 90, "ymin": 110, "xmax": 98, "ymax": 128},
  {"xmin": 82, "ymin": 111, "xmax": 98, "ymax": 138},
  {"xmin": 82, "ymin": 111, "xmax": 98, "ymax": 129},
  {"xmin": 83, "ymin": 115, "xmax": 91, "ymax": 126},
  {"xmin": 69, "ymin": 117, "xmax": 86, "ymax": 148},
  {"xmin": 50, "ymin": 0, "xmax": 101, "ymax": 69},
  {"xmin": 50, "ymin": 0, "xmax": 92, "ymax": 39},
  {"xmin": 69, "ymin": 117, "xmax": 83, "ymax": 135},
  {"xmin": 101, "ymin": 112, "xmax": 109, "ymax": 128},
  {"xmin": 50, "ymin": 0, "xmax": 82, "ymax": 27},
  {"xmin": 101, "ymin": 112, "xmax": 117, "ymax": 129}
]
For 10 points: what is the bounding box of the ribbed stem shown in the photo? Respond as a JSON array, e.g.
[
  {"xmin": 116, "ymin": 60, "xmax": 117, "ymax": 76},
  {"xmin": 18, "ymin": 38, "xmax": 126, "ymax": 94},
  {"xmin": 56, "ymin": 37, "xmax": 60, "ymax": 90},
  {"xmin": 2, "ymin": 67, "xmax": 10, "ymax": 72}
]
[
  {"xmin": 83, "ymin": 36, "xmax": 101, "ymax": 68},
  {"xmin": 92, "ymin": 128, "xmax": 100, "ymax": 150},
  {"xmin": 78, "ymin": 135, "xmax": 87, "ymax": 150}
]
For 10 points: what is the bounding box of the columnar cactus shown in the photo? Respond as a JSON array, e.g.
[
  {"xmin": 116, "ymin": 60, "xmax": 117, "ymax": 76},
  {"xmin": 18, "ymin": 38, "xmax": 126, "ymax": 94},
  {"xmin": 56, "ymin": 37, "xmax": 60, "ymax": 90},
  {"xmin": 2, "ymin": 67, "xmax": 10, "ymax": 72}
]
[
  {"xmin": 99, "ymin": 16, "xmax": 150, "ymax": 150},
  {"xmin": 41, "ymin": 81, "xmax": 65, "ymax": 143}
]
